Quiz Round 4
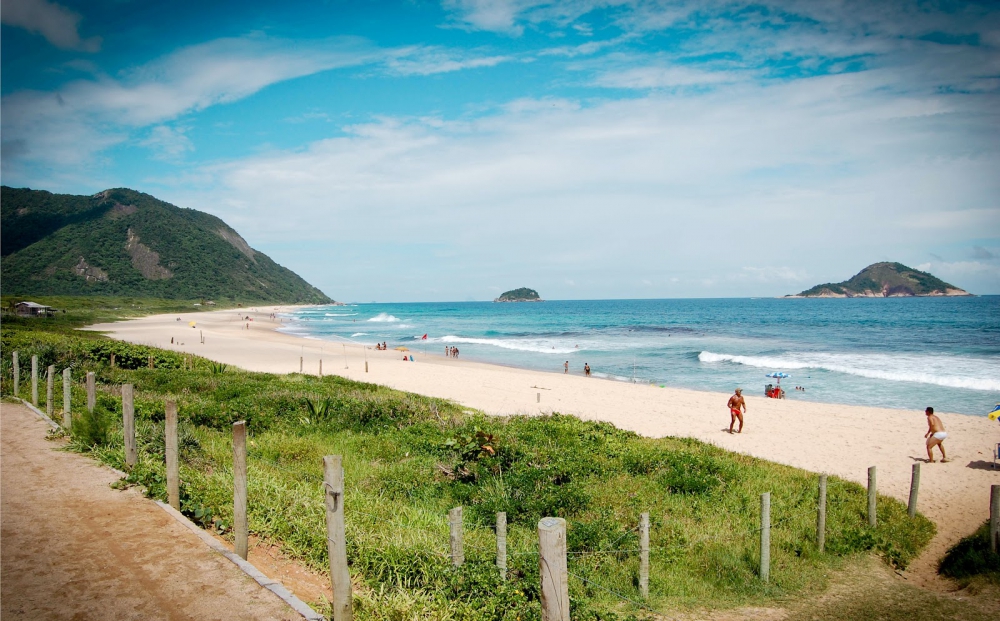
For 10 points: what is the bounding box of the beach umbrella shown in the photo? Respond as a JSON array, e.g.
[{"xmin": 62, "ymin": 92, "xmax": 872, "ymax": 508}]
[
  {"xmin": 766, "ymin": 372, "xmax": 789, "ymax": 385},
  {"xmin": 394, "ymin": 346, "xmax": 409, "ymax": 351},
  {"xmin": 988, "ymin": 404, "xmax": 1000, "ymax": 421},
  {"xmin": 189, "ymin": 321, "xmax": 196, "ymax": 328}
]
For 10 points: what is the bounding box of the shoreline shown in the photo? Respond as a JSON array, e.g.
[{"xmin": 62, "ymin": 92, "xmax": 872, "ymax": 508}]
[{"xmin": 85, "ymin": 305, "xmax": 1000, "ymax": 588}]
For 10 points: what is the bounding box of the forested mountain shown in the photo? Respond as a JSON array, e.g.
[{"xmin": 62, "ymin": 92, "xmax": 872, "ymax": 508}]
[
  {"xmin": 1, "ymin": 186, "xmax": 330, "ymax": 304},
  {"xmin": 793, "ymin": 262, "xmax": 970, "ymax": 297}
]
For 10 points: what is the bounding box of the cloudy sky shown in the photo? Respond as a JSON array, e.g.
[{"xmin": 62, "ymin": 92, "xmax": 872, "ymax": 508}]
[{"xmin": 3, "ymin": 0, "xmax": 998, "ymax": 300}]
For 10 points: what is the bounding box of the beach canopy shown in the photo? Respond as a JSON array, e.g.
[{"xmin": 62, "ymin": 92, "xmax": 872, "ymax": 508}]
[
  {"xmin": 189, "ymin": 321, "xmax": 196, "ymax": 327},
  {"xmin": 766, "ymin": 372, "xmax": 790, "ymax": 379},
  {"xmin": 394, "ymin": 346, "xmax": 409, "ymax": 351},
  {"xmin": 989, "ymin": 404, "xmax": 1000, "ymax": 421}
]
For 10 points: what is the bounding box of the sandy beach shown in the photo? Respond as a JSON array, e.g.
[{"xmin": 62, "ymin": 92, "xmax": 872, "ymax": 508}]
[{"xmin": 87, "ymin": 306, "xmax": 1000, "ymax": 588}]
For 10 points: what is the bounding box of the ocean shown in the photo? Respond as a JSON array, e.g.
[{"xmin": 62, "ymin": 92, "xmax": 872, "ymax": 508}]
[{"xmin": 280, "ymin": 297, "xmax": 1000, "ymax": 416}]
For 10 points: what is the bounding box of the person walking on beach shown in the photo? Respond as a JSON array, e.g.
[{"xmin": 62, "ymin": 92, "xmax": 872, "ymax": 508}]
[
  {"xmin": 564, "ymin": 361, "xmax": 569, "ymax": 374},
  {"xmin": 584, "ymin": 363, "xmax": 591, "ymax": 377},
  {"xmin": 727, "ymin": 388, "xmax": 746, "ymax": 434},
  {"xmin": 924, "ymin": 407, "xmax": 948, "ymax": 462}
]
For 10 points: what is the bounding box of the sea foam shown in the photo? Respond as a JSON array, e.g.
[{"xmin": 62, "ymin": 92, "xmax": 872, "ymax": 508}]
[
  {"xmin": 699, "ymin": 351, "xmax": 1000, "ymax": 392},
  {"xmin": 368, "ymin": 313, "xmax": 401, "ymax": 323},
  {"xmin": 440, "ymin": 335, "xmax": 579, "ymax": 354}
]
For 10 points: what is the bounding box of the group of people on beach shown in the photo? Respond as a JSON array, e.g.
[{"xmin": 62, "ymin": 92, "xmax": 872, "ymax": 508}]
[
  {"xmin": 445, "ymin": 346, "xmax": 460, "ymax": 358},
  {"xmin": 563, "ymin": 361, "xmax": 592, "ymax": 377},
  {"xmin": 374, "ymin": 342, "xmax": 388, "ymax": 350},
  {"xmin": 725, "ymin": 388, "xmax": 949, "ymax": 463}
]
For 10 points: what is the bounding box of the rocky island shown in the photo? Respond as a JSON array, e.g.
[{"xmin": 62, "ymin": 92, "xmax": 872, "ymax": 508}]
[
  {"xmin": 495, "ymin": 287, "xmax": 543, "ymax": 302},
  {"xmin": 789, "ymin": 262, "xmax": 971, "ymax": 298}
]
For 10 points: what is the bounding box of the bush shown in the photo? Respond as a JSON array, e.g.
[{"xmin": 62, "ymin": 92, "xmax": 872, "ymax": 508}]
[
  {"xmin": 72, "ymin": 404, "xmax": 113, "ymax": 449},
  {"xmin": 939, "ymin": 520, "xmax": 1000, "ymax": 583}
]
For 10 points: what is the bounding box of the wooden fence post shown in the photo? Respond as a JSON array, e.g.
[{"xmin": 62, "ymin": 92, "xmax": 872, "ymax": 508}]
[
  {"xmin": 165, "ymin": 400, "xmax": 179, "ymax": 510},
  {"xmin": 46, "ymin": 365, "xmax": 54, "ymax": 417},
  {"xmin": 319, "ymin": 359, "xmax": 323, "ymax": 377},
  {"xmin": 62, "ymin": 368, "xmax": 72, "ymax": 428},
  {"xmin": 537, "ymin": 392, "xmax": 540, "ymax": 403},
  {"xmin": 817, "ymin": 474, "xmax": 827, "ymax": 553},
  {"xmin": 639, "ymin": 512, "xmax": 650, "ymax": 599},
  {"xmin": 86, "ymin": 372, "xmax": 96, "ymax": 413},
  {"xmin": 233, "ymin": 421, "xmax": 248, "ymax": 560},
  {"xmin": 868, "ymin": 466, "xmax": 877, "ymax": 527},
  {"xmin": 760, "ymin": 492, "xmax": 771, "ymax": 583},
  {"xmin": 31, "ymin": 355, "xmax": 38, "ymax": 406},
  {"xmin": 538, "ymin": 517, "xmax": 570, "ymax": 621},
  {"xmin": 12, "ymin": 351, "xmax": 19, "ymax": 396},
  {"xmin": 365, "ymin": 361, "xmax": 368, "ymax": 373},
  {"xmin": 991, "ymin": 485, "xmax": 999, "ymax": 554},
  {"xmin": 149, "ymin": 355, "xmax": 154, "ymax": 369},
  {"xmin": 110, "ymin": 353, "xmax": 116, "ymax": 368},
  {"xmin": 323, "ymin": 455, "xmax": 353, "ymax": 621},
  {"xmin": 449, "ymin": 506, "xmax": 464, "ymax": 567},
  {"xmin": 496, "ymin": 512, "xmax": 507, "ymax": 580},
  {"xmin": 908, "ymin": 463, "xmax": 920, "ymax": 518},
  {"xmin": 300, "ymin": 356, "xmax": 303, "ymax": 373},
  {"xmin": 122, "ymin": 384, "xmax": 136, "ymax": 468}
]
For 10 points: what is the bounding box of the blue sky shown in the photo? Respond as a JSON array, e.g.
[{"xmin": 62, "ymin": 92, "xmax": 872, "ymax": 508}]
[{"xmin": 3, "ymin": 0, "xmax": 999, "ymax": 300}]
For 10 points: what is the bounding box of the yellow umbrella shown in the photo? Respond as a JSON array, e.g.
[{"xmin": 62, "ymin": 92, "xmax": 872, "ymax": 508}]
[
  {"xmin": 394, "ymin": 346, "xmax": 409, "ymax": 351},
  {"xmin": 189, "ymin": 321, "xmax": 196, "ymax": 328}
]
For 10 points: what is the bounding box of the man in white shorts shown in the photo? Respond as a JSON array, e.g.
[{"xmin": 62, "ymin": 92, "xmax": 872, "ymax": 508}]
[{"xmin": 924, "ymin": 406, "xmax": 948, "ymax": 463}]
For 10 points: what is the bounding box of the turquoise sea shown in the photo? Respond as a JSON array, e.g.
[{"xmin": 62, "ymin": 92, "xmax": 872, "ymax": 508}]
[{"xmin": 281, "ymin": 297, "xmax": 1000, "ymax": 416}]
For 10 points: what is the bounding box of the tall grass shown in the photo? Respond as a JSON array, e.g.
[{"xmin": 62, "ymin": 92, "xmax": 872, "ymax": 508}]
[{"xmin": 1, "ymin": 323, "xmax": 936, "ymax": 620}]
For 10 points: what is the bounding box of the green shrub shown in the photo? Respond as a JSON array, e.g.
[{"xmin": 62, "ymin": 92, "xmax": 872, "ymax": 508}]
[{"xmin": 939, "ymin": 520, "xmax": 1000, "ymax": 583}]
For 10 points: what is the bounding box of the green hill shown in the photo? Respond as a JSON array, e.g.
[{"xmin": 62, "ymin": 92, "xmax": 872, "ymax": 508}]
[
  {"xmin": 495, "ymin": 287, "xmax": 542, "ymax": 302},
  {"xmin": 793, "ymin": 262, "xmax": 970, "ymax": 297},
  {"xmin": 1, "ymin": 186, "xmax": 331, "ymax": 304}
]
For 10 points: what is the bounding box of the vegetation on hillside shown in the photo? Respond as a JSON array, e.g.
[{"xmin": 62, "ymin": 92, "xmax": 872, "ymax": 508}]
[
  {"xmin": 496, "ymin": 287, "xmax": 541, "ymax": 302},
  {"xmin": 2, "ymin": 315, "xmax": 937, "ymax": 620},
  {"xmin": 1, "ymin": 186, "xmax": 330, "ymax": 304},
  {"xmin": 796, "ymin": 262, "xmax": 969, "ymax": 297}
]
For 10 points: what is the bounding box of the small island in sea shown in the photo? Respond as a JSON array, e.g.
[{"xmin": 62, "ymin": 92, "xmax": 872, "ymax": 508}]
[
  {"xmin": 788, "ymin": 262, "xmax": 971, "ymax": 297},
  {"xmin": 494, "ymin": 287, "xmax": 542, "ymax": 302}
]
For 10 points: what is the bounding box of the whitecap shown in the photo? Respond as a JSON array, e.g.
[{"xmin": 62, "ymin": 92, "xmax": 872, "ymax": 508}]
[
  {"xmin": 439, "ymin": 335, "xmax": 579, "ymax": 355},
  {"xmin": 367, "ymin": 313, "xmax": 401, "ymax": 323},
  {"xmin": 699, "ymin": 351, "xmax": 1000, "ymax": 392},
  {"xmin": 351, "ymin": 332, "xmax": 368, "ymax": 337}
]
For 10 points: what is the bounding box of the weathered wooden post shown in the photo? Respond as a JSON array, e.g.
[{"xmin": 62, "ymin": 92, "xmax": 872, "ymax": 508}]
[
  {"xmin": 319, "ymin": 359, "xmax": 323, "ymax": 377},
  {"xmin": 639, "ymin": 512, "xmax": 650, "ymax": 599},
  {"xmin": 300, "ymin": 356, "xmax": 303, "ymax": 373},
  {"xmin": 991, "ymin": 485, "xmax": 999, "ymax": 554},
  {"xmin": 537, "ymin": 392, "xmax": 540, "ymax": 403},
  {"xmin": 323, "ymin": 455, "xmax": 353, "ymax": 621},
  {"xmin": 867, "ymin": 466, "xmax": 877, "ymax": 527},
  {"xmin": 165, "ymin": 400, "xmax": 180, "ymax": 510},
  {"xmin": 46, "ymin": 365, "xmax": 54, "ymax": 418},
  {"xmin": 233, "ymin": 421, "xmax": 248, "ymax": 560},
  {"xmin": 148, "ymin": 355, "xmax": 154, "ymax": 369},
  {"xmin": 908, "ymin": 463, "xmax": 921, "ymax": 518},
  {"xmin": 86, "ymin": 372, "xmax": 96, "ymax": 412},
  {"xmin": 449, "ymin": 506, "xmax": 464, "ymax": 567},
  {"xmin": 538, "ymin": 517, "xmax": 570, "ymax": 621},
  {"xmin": 31, "ymin": 355, "xmax": 38, "ymax": 406},
  {"xmin": 62, "ymin": 368, "xmax": 72, "ymax": 428},
  {"xmin": 110, "ymin": 353, "xmax": 116, "ymax": 368},
  {"xmin": 496, "ymin": 512, "xmax": 507, "ymax": 580},
  {"xmin": 817, "ymin": 474, "xmax": 827, "ymax": 553},
  {"xmin": 760, "ymin": 492, "xmax": 771, "ymax": 583},
  {"xmin": 122, "ymin": 384, "xmax": 137, "ymax": 469},
  {"xmin": 365, "ymin": 361, "xmax": 368, "ymax": 373},
  {"xmin": 12, "ymin": 351, "xmax": 19, "ymax": 396}
]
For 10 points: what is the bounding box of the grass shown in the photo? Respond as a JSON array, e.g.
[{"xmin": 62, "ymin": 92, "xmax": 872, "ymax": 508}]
[
  {"xmin": 938, "ymin": 520, "xmax": 1000, "ymax": 592},
  {"xmin": 2, "ymin": 317, "xmax": 939, "ymax": 621}
]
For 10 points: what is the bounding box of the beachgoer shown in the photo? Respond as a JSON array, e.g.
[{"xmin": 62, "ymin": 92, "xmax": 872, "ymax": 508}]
[
  {"xmin": 564, "ymin": 361, "xmax": 569, "ymax": 374},
  {"xmin": 455, "ymin": 348, "xmax": 459, "ymax": 358},
  {"xmin": 584, "ymin": 363, "xmax": 591, "ymax": 377},
  {"xmin": 727, "ymin": 388, "xmax": 746, "ymax": 434},
  {"xmin": 382, "ymin": 342, "xmax": 387, "ymax": 350},
  {"xmin": 924, "ymin": 407, "xmax": 948, "ymax": 462},
  {"xmin": 445, "ymin": 346, "xmax": 449, "ymax": 356}
]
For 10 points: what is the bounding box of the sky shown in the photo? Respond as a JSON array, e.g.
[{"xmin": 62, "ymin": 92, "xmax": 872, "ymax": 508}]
[{"xmin": 2, "ymin": 0, "xmax": 999, "ymax": 301}]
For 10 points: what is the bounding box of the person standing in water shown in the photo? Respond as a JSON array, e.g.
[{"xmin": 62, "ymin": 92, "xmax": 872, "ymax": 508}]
[
  {"xmin": 584, "ymin": 363, "xmax": 591, "ymax": 377},
  {"xmin": 564, "ymin": 361, "xmax": 569, "ymax": 374},
  {"xmin": 924, "ymin": 407, "xmax": 948, "ymax": 462},
  {"xmin": 727, "ymin": 388, "xmax": 746, "ymax": 434}
]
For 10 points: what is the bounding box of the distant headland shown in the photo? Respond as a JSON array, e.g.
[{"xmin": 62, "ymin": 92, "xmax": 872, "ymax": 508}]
[
  {"xmin": 495, "ymin": 287, "xmax": 542, "ymax": 302},
  {"xmin": 788, "ymin": 262, "xmax": 971, "ymax": 298}
]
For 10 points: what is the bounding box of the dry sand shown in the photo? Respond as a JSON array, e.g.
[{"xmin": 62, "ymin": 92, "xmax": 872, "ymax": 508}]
[
  {"xmin": 87, "ymin": 306, "xmax": 1000, "ymax": 588},
  {"xmin": 0, "ymin": 401, "xmax": 303, "ymax": 621}
]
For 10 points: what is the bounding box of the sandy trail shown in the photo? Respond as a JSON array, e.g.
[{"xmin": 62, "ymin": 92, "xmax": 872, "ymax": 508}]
[
  {"xmin": 0, "ymin": 401, "xmax": 303, "ymax": 621},
  {"xmin": 88, "ymin": 307, "xmax": 1000, "ymax": 588}
]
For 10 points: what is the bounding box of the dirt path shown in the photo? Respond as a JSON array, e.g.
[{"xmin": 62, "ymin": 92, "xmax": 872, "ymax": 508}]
[{"xmin": 1, "ymin": 401, "xmax": 303, "ymax": 621}]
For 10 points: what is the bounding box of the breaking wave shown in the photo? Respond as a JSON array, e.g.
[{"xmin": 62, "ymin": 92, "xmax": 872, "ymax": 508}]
[
  {"xmin": 367, "ymin": 313, "xmax": 401, "ymax": 323},
  {"xmin": 698, "ymin": 351, "xmax": 1000, "ymax": 391},
  {"xmin": 440, "ymin": 335, "xmax": 580, "ymax": 354}
]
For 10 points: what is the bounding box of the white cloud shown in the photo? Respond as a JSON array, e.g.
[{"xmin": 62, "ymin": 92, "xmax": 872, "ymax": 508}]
[
  {"xmin": 384, "ymin": 46, "xmax": 515, "ymax": 75},
  {"xmin": 1, "ymin": 0, "xmax": 101, "ymax": 52},
  {"xmin": 159, "ymin": 66, "xmax": 999, "ymax": 299},
  {"xmin": 140, "ymin": 125, "xmax": 194, "ymax": 161},
  {"xmin": 592, "ymin": 64, "xmax": 740, "ymax": 89}
]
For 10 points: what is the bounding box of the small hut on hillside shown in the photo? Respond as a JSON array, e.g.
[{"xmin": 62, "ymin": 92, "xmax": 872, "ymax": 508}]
[{"xmin": 14, "ymin": 301, "xmax": 55, "ymax": 317}]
